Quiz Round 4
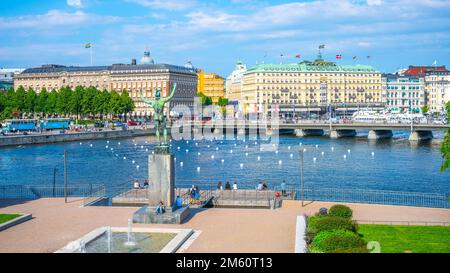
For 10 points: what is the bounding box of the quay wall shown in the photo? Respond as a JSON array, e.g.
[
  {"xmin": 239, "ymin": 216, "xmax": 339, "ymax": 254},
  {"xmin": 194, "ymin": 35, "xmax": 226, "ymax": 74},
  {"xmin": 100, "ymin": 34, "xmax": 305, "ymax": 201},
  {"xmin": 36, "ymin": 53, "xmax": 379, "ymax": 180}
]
[{"xmin": 0, "ymin": 129, "xmax": 156, "ymax": 147}]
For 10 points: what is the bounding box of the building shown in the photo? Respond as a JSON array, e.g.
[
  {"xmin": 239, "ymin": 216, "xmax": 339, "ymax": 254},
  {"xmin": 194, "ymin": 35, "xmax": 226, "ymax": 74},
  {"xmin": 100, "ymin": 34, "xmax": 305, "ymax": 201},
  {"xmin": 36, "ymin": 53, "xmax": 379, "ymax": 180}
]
[
  {"xmin": 0, "ymin": 68, "xmax": 25, "ymax": 91},
  {"xmin": 225, "ymin": 61, "xmax": 247, "ymax": 112},
  {"xmin": 14, "ymin": 52, "xmax": 198, "ymax": 117},
  {"xmin": 382, "ymin": 74, "xmax": 425, "ymax": 113},
  {"xmin": 403, "ymin": 65, "xmax": 448, "ymax": 77},
  {"xmin": 197, "ymin": 69, "xmax": 225, "ymax": 103},
  {"xmin": 424, "ymin": 71, "xmax": 450, "ymax": 114},
  {"xmin": 14, "ymin": 65, "xmax": 111, "ymax": 92},
  {"xmin": 110, "ymin": 63, "xmax": 197, "ymax": 117},
  {"xmin": 240, "ymin": 58, "xmax": 383, "ymax": 118}
]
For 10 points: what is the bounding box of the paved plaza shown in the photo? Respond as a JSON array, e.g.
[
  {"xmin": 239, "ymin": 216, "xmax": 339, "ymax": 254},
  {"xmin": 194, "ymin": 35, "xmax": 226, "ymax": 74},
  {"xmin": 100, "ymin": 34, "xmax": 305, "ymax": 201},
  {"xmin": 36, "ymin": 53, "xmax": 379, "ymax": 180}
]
[{"xmin": 0, "ymin": 198, "xmax": 449, "ymax": 253}]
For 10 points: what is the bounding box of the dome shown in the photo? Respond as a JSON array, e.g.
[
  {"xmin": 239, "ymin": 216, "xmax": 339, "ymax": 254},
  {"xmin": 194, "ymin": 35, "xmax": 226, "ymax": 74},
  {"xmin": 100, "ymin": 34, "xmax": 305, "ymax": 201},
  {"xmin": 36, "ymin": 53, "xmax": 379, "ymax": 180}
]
[{"xmin": 140, "ymin": 50, "xmax": 154, "ymax": 65}]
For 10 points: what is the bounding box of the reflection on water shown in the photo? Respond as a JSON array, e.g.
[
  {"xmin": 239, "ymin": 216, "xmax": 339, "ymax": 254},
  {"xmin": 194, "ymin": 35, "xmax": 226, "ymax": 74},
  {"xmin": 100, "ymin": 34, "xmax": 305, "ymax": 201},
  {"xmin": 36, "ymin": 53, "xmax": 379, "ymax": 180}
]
[{"xmin": 0, "ymin": 132, "xmax": 448, "ymax": 195}]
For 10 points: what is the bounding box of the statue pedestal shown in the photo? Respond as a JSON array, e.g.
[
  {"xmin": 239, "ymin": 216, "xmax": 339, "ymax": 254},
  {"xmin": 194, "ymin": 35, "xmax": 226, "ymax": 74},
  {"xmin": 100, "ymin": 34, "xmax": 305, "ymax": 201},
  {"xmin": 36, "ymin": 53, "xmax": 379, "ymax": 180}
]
[{"xmin": 148, "ymin": 151, "xmax": 175, "ymax": 207}]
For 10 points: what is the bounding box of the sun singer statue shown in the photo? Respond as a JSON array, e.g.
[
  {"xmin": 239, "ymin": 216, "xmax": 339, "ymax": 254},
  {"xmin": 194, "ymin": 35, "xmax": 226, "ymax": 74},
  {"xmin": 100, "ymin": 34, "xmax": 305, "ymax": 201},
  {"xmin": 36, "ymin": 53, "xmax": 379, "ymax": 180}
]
[{"xmin": 139, "ymin": 83, "xmax": 176, "ymax": 153}]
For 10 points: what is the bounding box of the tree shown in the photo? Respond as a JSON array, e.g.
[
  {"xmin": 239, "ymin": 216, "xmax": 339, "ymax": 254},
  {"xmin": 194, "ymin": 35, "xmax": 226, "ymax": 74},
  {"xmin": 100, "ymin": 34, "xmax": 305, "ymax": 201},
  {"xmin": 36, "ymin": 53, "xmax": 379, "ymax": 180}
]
[
  {"xmin": 0, "ymin": 91, "xmax": 6, "ymax": 119},
  {"xmin": 24, "ymin": 88, "xmax": 37, "ymax": 116},
  {"xmin": 217, "ymin": 97, "xmax": 229, "ymax": 106},
  {"xmin": 109, "ymin": 90, "xmax": 122, "ymax": 117},
  {"xmin": 120, "ymin": 90, "xmax": 134, "ymax": 120},
  {"xmin": 198, "ymin": 92, "xmax": 212, "ymax": 105},
  {"xmin": 14, "ymin": 86, "xmax": 27, "ymax": 114},
  {"xmin": 81, "ymin": 86, "xmax": 96, "ymax": 117},
  {"xmin": 45, "ymin": 90, "xmax": 58, "ymax": 116},
  {"xmin": 56, "ymin": 86, "xmax": 73, "ymax": 116},
  {"xmin": 69, "ymin": 86, "xmax": 84, "ymax": 121},
  {"xmin": 421, "ymin": 105, "xmax": 429, "ymax": 114},
  {"xmin": 440, "ymin": 101, "xmax": 450, "ymax": 172},
  {"xmin": 36, "ymin": 88, "xmax": 48, "ymax": 116}
]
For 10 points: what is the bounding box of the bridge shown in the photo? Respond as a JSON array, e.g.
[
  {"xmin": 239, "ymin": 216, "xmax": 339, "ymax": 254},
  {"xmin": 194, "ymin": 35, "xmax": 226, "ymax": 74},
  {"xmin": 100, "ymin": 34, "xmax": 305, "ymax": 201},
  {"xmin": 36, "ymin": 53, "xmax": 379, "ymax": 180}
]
[{"xmin": 171, "ymin": 121, "xmax": 450, "ymax": 141}]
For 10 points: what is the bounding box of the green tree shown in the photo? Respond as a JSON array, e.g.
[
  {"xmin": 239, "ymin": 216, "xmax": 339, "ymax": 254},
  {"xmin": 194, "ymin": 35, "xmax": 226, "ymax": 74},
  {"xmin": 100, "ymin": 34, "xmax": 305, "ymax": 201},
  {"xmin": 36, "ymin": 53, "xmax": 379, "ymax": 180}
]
[
  {"xmin": 109, "ymin": 90, "xmax": 122, "ymax": 117},
  {"xmin": 421, "ymin": 105, "xmax": 429, "ymax": 114},
  {"xmin": 36, "ymin": 88, "xmax": 48, "ymax": 116},
  {"xmin": 100, "ymin": 90, "xmax": 111, "ymax": 117},
  {"xmin": 120, "ymin": 90, "xmax": 134, "ymax": 120},
  {"xmin": 440, "ymin": 101, "xmax": 450, "ymax": 172},
  {"xmin": 15, "ymin": 86, "xmax": 27, "ymax": 114},
  {"xmin": 81, "ymin": 86, "xmax": 96, "ymax": 117},
  {"xmin": 24, "ymin": 88, "xmax": 37, "ymax": 115},
  {"xmin": 56, "ymin": 86, "xmax": 73, "ymax": 116},
  {"xmin": 198, "ymin": 92, "xmax": 212, "ymax": 105},
  {"xmin": 45, "ymin": 89, "xmax": 58, "ymax": 116},
  {"xmin": 0, "ymin": 91, "xmax": 6, "ymax": 119},
  {"xmin": 217, "ymin": 97, "xmax": 229, "ymax": 106},
  {"xmin": 69, "ymin": 86, "xmax": 84, "ymax": 121}
]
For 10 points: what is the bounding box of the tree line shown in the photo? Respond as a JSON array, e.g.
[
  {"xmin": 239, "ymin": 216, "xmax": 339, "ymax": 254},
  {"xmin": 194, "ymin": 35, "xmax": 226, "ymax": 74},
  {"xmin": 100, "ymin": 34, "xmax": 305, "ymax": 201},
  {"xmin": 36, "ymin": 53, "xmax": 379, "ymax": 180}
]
[{"xmin": 0, "ymin": 86, "xmax": 134, "ymax": 120}]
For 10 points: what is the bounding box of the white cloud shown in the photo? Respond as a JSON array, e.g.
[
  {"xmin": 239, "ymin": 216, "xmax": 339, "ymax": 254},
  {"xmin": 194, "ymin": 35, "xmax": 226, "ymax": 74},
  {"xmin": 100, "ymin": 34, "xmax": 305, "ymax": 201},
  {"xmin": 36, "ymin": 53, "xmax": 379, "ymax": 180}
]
[
  {"xmin": 126, "ymin": 0, "xmax": 196, "ymax": 10},
  {"xmin": 67, "ymin": 0, "xmax": 83, "ymax": 8},
  {"xmin": 367, "ymin": 0, "xmax": 383, "ymax": 6}
]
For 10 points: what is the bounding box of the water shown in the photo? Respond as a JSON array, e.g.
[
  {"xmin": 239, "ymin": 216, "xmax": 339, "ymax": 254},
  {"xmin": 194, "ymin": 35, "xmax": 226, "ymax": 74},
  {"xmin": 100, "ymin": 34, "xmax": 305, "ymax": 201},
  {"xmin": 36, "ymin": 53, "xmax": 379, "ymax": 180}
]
[
  {"xmin": 0, "ymin": 131, "xmax": 449, "ymax": 196},
  {"xmin": 82, "ymin": 232, "xmax": 176, "ymax": 253}
]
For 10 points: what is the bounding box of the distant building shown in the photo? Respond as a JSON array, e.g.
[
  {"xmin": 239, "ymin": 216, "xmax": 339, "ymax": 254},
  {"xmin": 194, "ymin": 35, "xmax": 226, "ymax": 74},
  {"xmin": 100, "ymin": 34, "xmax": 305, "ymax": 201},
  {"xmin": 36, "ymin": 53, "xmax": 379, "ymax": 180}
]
[
  {"xmin": 0, "ymin": 68, "xmax": 24, "ymax": 91},
  {"xmin": 14, "ymin": 51, "xmax": 198, "ymax": 117},
  {"xmin": 197, "ymin": 69, "xmax": 225, "ymax": 103},
  {"xmin": 424, "ymin": 71, "xmax": 450, "ymax": 114},
  {"xmin": 382, "ymin": 74, "xmax": 425, "ymax": 113},
  {"xmin": 140, "ymin": 50, "xmax": 155, "ymax": 65},
  {"xmin": 403, "ymin": 65, "xmax": 448, "ymax": 77},
  {"xmin": 225, "ymin": 61, "xmax": 247, "ymax": 111},
  {"xmin": 240, "ymin": 58, "xmax": 383, "ymax": 117}
]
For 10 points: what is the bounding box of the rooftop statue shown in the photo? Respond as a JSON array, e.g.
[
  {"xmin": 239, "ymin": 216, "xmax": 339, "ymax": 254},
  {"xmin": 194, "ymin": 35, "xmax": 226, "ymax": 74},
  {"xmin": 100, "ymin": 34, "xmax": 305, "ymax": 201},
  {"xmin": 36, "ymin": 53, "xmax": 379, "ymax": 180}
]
[{"xmin": 139, "ymin": 83, "xmax": 176, "ymax": 150}]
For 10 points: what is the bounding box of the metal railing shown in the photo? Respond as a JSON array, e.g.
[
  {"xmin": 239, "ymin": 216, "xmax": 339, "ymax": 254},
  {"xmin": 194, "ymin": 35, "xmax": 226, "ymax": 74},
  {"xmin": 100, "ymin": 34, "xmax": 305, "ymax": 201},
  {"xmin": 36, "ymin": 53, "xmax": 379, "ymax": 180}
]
[
  {"xmin": 274, "ymin": 186, "xmax": 450, "ymax": 209},
  {"xmin": 0, "ymin": 184, "xmax": 106, "ymax": 206}
]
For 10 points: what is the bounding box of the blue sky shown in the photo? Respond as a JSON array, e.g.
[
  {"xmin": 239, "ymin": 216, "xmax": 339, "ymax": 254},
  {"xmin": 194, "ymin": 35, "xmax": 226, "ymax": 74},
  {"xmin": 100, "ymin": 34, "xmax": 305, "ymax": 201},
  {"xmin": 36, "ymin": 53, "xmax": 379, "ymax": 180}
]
[{"xmin": 1, "ymin": 0, "xmax": 449, "ymax": 76}]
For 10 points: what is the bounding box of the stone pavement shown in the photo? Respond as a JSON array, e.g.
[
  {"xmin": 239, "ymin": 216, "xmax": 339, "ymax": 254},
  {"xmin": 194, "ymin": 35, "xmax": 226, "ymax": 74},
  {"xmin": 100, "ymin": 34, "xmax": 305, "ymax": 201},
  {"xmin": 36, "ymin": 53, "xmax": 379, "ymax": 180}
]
[{"xmin": 0, "ymin": 198, "xmax": 449, "ymax": 253}]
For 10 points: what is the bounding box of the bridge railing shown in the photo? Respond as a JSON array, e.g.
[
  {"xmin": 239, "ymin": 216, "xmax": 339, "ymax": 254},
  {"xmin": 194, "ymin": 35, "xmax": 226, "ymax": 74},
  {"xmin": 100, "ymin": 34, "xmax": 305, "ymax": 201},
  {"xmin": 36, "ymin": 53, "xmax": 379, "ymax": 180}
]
[{"xmin": 273, "ymin": 186, "xmax": 450, "ymax": 209}]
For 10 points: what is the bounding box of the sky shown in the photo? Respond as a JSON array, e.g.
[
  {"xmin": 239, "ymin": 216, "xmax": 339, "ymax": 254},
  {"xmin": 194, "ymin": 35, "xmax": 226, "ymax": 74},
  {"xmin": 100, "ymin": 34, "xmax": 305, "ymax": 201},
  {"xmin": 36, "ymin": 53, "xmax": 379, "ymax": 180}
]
[{"xmin": 0, "ymin": 0, "xmax": 450, "ymax": 76}]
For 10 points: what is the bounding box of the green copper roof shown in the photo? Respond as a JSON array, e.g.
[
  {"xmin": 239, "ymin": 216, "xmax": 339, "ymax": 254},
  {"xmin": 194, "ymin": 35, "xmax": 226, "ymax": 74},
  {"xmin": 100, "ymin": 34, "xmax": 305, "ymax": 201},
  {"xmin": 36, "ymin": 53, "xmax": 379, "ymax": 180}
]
[{"xmin": 246, "ymin": 60, "xmax": 379, "ymax": 74}]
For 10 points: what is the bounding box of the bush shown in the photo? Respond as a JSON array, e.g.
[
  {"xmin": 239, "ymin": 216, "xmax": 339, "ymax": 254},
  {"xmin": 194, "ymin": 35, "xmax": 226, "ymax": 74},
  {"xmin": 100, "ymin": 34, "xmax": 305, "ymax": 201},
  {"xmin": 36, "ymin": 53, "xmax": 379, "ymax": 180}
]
[
  {"xmin": 328, "ymin": 205, "xmax": 353, "ymax": 219},
  {"xmin": 312, "ymin": 230, "xmax": 367, "ymax": 253},
  {"xmin": 308, "ymin": 216, "xmax": 357, "ymax": 236}
]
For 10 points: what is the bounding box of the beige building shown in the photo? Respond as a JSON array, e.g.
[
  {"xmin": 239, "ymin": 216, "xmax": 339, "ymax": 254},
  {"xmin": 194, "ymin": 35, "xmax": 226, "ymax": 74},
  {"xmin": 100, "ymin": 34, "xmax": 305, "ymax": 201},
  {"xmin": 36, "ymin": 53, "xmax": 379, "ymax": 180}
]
[
  {"xmin": 110, "ymin": 64, "xmax": 197, "ymax": 116},
  {"xmin": 425, "ymin": 71, "xmax": 450, "ymax": 114},
  {"xmin": 240, "ymin": 59, "xmax": 383, "ymax": 117},
  {"xmin": 14, "ymin": 61, "xmax": 198, "ymax": 117},
  {"xmin": 14, "ymin": 65, "xmax": 111, "ymax": 92},
  {"xmin": 225, "ymin": 61, "xmax": 247, "ymax": 102}
]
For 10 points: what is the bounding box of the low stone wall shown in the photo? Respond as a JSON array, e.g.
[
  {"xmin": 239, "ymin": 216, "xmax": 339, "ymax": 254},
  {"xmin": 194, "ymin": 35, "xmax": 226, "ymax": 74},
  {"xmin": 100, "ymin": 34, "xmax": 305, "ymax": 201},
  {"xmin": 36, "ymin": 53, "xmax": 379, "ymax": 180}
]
[
  {"xmin": 0, "ymin": 129, "xmax": 155, "ymax": 147},
  {"xmin": 0, "ymin": 213, "xmax": 32, "ymax": 232}
]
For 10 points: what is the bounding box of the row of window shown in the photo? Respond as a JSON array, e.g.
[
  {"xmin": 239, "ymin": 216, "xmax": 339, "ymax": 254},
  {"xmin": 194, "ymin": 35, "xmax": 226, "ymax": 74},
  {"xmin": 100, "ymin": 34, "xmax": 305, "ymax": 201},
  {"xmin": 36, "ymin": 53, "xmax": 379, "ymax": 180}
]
[{"xmin": 255, "ymin": 73, "xmax": 380, "ymax": 77}]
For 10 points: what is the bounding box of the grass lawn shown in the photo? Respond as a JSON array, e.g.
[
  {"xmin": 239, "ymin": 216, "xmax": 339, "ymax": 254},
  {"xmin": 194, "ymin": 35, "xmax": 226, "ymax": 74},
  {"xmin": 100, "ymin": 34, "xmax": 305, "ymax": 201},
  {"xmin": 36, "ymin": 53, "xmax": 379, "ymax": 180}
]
[
  {"xmin": 359, "ymin": 224, "xmax": 450, "ymax": 253},
  {"xmin": 0, "ymin": 214, "xmax": 21, "ymax": 224}
]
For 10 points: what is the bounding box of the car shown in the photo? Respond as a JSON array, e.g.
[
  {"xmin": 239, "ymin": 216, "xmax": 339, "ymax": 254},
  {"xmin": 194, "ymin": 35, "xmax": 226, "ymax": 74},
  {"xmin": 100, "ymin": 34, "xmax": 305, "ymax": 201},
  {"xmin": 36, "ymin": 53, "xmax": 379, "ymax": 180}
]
[
  {"xmin": 127, "ymin": 121, "xmax": 138, "ymax": 126},
  {"xmin": 113, "ymin": 121, "xmax": 124, "ymax": 127}
]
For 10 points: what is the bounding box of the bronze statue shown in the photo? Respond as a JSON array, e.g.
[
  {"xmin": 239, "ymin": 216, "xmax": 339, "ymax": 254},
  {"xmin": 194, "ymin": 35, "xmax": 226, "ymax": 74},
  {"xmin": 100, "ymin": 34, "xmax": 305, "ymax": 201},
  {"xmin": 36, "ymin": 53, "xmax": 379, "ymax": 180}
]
[{"xmin": 139, "ymin": 83, "xmax": 176, "ymax": 147}]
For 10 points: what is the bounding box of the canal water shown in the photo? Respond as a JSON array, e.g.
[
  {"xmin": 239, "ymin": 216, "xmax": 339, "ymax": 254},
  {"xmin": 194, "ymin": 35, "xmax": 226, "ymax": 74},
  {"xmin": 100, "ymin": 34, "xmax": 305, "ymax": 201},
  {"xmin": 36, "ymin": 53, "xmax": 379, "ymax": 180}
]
[{"xmin": 0, "ymin": 131, "xmax": 449, "ymax": 196}]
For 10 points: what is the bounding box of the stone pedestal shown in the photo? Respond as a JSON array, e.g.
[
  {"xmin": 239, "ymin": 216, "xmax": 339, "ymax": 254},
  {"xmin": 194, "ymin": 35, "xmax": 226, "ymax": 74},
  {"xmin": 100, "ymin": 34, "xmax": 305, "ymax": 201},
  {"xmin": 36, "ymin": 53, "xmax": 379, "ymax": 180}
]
[{"xmin": 148, "ymin": 151, "xmax": 175, "ymax": 207}]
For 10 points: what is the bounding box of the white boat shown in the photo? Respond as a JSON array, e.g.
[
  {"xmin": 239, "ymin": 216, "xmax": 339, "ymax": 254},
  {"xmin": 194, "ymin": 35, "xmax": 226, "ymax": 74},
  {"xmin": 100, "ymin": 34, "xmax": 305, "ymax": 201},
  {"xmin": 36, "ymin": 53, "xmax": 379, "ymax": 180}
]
[
  {"xmin": 352, "ymin": 110, "xmax": 388, "ymax": 123},
  {"xmin": 352, "ymin": 110, "xmax": 427, "ymax": 124}
]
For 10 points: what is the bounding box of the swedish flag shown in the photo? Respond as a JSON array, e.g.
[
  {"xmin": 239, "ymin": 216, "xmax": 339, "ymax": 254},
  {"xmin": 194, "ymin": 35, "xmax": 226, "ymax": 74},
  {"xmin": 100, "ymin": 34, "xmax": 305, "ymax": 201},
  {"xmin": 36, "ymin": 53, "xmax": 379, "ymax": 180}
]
[
  {"xmin": 319, "ymin": 44, "xmax": 325, "ymax": 49},
  {"xmin": 85, "ymin": 43, "xmax": 92, "ymax": 49}
]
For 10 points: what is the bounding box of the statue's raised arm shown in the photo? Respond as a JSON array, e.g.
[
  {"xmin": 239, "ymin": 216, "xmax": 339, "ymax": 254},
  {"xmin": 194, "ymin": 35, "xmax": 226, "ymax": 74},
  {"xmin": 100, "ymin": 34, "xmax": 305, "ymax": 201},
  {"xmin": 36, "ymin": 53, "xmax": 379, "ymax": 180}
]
[
  {"xmin": 139, "ymin": 90, "xmax": 155, "ymax": 107},
  {"xmin": 162, "ymin": 83, "xmax": 177, "ymax": 103}
]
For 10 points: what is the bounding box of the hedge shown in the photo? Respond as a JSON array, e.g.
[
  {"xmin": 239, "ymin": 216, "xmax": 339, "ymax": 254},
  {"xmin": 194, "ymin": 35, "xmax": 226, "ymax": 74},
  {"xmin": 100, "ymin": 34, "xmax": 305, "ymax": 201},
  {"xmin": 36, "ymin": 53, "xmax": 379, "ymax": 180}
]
[
  {"xmin": 328, "ymin": 205, "xmax": 353, "ymax": 219},
  {"xmin": 307, "ymin": 216, "xmax": 357, "ymax": 236},
  {"xmin": 311, "ymin": 230, "xmax": 367, "ymax": 253}
]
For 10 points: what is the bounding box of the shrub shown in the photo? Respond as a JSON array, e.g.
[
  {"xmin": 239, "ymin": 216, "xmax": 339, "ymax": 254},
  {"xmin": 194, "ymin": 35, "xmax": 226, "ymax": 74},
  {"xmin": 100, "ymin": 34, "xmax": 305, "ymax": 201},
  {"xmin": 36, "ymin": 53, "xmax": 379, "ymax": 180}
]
[
  {"xmin": 312, "ymin": 230, "xmax": 367, "ymax": 253},
  {"xmin": 308, "ymin": 216, "xmax": 357, "ymax": 236},
  {"xmin": 328, "ymin": 205, "xmax": 353, "ymax": 219}
]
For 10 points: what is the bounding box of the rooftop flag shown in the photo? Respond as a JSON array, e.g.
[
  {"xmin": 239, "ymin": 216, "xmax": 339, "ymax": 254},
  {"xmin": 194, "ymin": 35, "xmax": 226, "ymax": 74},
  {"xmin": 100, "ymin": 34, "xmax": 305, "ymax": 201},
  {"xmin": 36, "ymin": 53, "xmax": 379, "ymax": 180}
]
[
  {"xmin": 85, "ymin": 43, "xmax": 92, "ymax": 49},
  {"xmin": 352, "ymin": 56, "xmax": 357, "ymax": 60},
  {"xmin": 319, "ymin": 44, "xmax": 325, "ymax": 49},
  {"xmin": 295, "ymin": 54, "xmax": 301, "ymax": 58},
  {"xmin": 336, "ymin": 54, "xmax": 342, "ymax": 59}
]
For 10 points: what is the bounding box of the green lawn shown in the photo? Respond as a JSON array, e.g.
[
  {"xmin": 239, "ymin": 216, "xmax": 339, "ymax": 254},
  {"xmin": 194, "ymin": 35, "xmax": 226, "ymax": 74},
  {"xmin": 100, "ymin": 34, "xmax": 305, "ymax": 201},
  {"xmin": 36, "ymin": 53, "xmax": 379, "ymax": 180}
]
[
  {"xmin": 0, "ymin": 214, "xmax": 21, "ymax": 224},
  {"xmin": 359, "ymin": 224, "xmax": 450, "ymax": 253}
]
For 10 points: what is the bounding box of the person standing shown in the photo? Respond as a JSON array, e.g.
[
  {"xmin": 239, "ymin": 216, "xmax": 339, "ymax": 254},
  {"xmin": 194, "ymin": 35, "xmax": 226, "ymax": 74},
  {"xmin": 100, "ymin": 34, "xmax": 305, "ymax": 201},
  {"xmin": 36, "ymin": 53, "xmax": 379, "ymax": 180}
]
[
  {"xmin": 232, "ymin": 182, "xmax": 238, "ymax": 191},
  {"xmin": 217, "ymin": 181, "xmax": 223, "ymax": 190},
  {"xmin": 225, "ymin": 181, "xmax": 231, "ymax": 190},
  {"xmin": 281, "ymin": 180, "xmax": 287, "ymax": 196}
]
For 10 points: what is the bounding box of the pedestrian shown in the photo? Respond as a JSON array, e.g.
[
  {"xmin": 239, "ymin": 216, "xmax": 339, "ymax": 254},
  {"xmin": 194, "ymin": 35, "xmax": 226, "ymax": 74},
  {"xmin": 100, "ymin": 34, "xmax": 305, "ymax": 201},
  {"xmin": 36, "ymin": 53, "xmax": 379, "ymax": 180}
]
[
  {"xmin": 155, "ymin": 201, "xmax": 165, "ymax": 214},
  {"xmin": 281, "ymin": 180, "xmax": 287, "ymax": 196},
  {"xmin": 233, "ymin": 182, "xmax": 238, "ymax": 190},
  {"xmin": 176, "ymin": 195, "xmax": 183, "ymax": 208},
  {"xmin": 225, "ymin": 181, "xmax": 231, "ymax": 190},
  {"xmin": 262, "ymin": 182, "xmax": 268, "ymax": 190},
  {"xmin": 217, "ymin": 181, "xmax": 223, "ymax": 190},
  {"xmin": 257, "ymin": 182, "xmax": 263, "ymax": 191}
]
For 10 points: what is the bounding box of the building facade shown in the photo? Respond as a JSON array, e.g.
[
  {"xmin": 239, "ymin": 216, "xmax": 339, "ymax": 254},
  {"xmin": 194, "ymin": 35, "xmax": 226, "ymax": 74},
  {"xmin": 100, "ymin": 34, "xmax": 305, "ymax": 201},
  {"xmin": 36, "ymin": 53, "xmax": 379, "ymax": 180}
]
[
  {"xmin": 425, "ymin": 71, "xmax": 450, "ymax": 114},
  {"xmin": 225, "ymin": 61, "xmax": 247, "ymax": 113},
  {"xmin": 110, "ymin": 64, "xmax": 197, "ymax": 116},
  {"xmin": 240, "ymin": 59, "xmax": 383, "ymax": 117},
  {"xmin": 197, "ymin": 69, "xmax": 225, "ymax": 103},
  {"xmin": 382, "ymin": 74, "xmax": 425, "ymax": 113},
  {"xmin": 14, "ymin": 58, "xmax": 198, "ymax": 117},
  {"xmin": 1, "ymin": 68, "xmax": 25, "ymax": 91}
]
